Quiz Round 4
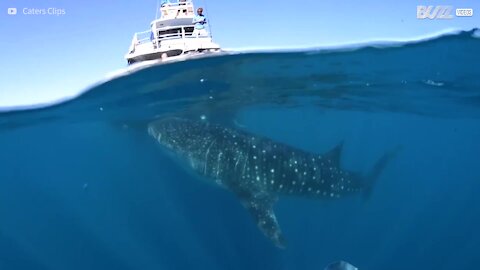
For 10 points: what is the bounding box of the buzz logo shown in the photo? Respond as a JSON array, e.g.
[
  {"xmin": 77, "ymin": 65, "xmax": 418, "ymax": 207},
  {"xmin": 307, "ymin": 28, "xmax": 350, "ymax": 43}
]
[{"xmin": 417, "ymin": 6, "xmax": 454, "ymax": 19}]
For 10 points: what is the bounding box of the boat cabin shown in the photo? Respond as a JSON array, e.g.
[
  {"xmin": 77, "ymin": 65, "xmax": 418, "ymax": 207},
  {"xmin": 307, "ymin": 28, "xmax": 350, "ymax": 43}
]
[{"xmin": 125, "ymin": 0, "xmax": 221, "ymax": 64}]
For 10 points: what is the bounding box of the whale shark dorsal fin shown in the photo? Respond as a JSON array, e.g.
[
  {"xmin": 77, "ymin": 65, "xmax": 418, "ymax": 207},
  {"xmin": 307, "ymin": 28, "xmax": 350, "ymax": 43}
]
[
  {"xmin": 240, "ymin": 193, "xmax": 286, "ymax": 248},
  {"xmin": 324, "ymin": 141, "xmax": 344, "ymax": 166}
]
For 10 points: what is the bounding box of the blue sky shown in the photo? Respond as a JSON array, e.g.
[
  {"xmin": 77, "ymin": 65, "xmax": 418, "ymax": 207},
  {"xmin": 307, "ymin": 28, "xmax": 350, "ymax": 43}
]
[{"xmin": 0, "ymin": 0, "xmax": 478, "ymax": 107}]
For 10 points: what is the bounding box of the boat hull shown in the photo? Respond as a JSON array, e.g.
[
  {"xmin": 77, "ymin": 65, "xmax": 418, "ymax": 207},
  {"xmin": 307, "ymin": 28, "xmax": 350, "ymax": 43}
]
[{"xmin": 127, "ymin": 49, "xmax": 183, "ymax": 64}]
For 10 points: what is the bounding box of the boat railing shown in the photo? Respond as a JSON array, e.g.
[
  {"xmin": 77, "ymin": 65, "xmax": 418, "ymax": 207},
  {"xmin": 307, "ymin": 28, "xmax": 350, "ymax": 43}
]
[
  {"xmin": 131, "ymin": 30, "xmax": 153, "ymax": 45},
  {"xmin": 128, "ymin": 25, "xmax": 212, "ymax": 54},
  {"xmin": 159, "ymin": 33, "xmax": 182, "ymax": 40},
  {"xmin": 157, "ymin": 29, "xmax": 211, "ymax": 40},
  {"xmin": 131, "ymin": 25, "xmax": 210, "ymax": 43}
]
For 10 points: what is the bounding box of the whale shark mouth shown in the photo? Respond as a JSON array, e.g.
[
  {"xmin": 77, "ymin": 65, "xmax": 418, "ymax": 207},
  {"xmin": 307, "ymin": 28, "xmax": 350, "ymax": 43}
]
[
  {"xmin": 148, "ymin": 125, "xmax": 162, "ymax": 142},
  {"xmin": 147, "ymin": 126, "xmax": 156, "ymax": 138}
]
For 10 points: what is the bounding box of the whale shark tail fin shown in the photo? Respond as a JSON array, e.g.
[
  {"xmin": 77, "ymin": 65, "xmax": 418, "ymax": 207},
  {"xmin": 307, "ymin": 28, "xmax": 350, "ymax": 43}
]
[{"xmin": 363, "ymin": 145, "xmax": 402, "ymax": 199}]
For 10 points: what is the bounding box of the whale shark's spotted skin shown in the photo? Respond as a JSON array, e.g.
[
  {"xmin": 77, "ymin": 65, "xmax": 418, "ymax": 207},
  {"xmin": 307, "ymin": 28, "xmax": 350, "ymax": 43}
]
[{"xmin": 148, "ymin": 117, "xmax": 394, "ymax": 248}]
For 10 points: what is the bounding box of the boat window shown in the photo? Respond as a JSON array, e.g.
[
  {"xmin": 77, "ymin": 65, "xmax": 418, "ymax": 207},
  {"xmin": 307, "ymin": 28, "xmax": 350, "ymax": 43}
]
[
  {"xmin": 158, "ymin": 28, "xmax": 182, "ymax": 39},
  {"xmin": 184, "ymin": 27, "xmax": 194, "ymax": 36}
]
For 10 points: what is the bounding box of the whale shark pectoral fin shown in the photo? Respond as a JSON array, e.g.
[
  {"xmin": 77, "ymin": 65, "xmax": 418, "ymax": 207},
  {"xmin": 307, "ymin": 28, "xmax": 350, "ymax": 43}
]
[
  {"xmin": 240, "ymin": 194, "xmax": 286, "ymax": 248},
  {"xmin": 324, "ymin": 141, "xmax": 344, "ymax": 166}
]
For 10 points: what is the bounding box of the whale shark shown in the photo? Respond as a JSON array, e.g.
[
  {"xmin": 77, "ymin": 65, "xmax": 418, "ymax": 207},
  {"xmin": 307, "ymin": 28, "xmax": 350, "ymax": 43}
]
[{"xmin": 148, "ymin": 117, "xmax": 397, "ymax": 248}]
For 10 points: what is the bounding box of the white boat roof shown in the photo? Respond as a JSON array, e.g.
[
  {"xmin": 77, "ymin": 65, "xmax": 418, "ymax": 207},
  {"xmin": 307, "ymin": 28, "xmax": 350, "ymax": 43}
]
[
  {"xmin": 152, "ymin": 0, "xmax": 196, "ymax": 28},
  {"xmin": 154, "ymin": 18, "xmax": 193, "ymax": 28}
]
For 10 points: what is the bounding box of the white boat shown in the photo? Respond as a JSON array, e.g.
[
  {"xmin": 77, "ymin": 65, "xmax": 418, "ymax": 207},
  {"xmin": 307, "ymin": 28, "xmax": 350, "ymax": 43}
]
[{"xmin": 125, "ymin": 0, "xmax": 221, "ymax": 65}]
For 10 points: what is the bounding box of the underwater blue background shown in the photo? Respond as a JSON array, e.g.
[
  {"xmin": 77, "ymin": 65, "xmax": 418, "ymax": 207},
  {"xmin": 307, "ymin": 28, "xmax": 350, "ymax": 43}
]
[{"xmin": 1, "ymin": 30, "xmax": 479, "ymax": 269}]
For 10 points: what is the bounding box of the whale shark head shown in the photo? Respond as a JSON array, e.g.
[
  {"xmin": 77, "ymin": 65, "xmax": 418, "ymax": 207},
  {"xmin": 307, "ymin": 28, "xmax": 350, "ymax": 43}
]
[
  {"xmin": 147, "ymin": 117, "xmax": 227, "ymax": 175},
  {"xmin": 148, "ymin": 117, "xmax": 205, "ymax": 153}
]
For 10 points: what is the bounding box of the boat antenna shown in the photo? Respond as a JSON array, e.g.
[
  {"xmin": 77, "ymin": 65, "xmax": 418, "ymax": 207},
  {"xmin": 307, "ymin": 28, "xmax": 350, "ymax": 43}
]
[
  {"xmin": 202, "ymin": 0, "xmax": 214, "ymax": 39},
  {"xmin": 155, "ymin": 0, "xmax": 160, "ymax": 19}
]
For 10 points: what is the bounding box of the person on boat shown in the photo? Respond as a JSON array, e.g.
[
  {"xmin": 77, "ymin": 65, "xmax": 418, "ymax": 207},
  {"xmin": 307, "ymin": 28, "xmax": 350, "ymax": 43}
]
[{"xmin": 192, "ymin": 8, "xmax": 207, "ymax": 37}]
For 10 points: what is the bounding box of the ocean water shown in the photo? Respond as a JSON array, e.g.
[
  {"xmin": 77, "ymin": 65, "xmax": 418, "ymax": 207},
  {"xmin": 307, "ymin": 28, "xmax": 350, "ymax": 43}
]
[{"xmin": 0, "ymin": 29, "xmax": 479, "ymax": 270}]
